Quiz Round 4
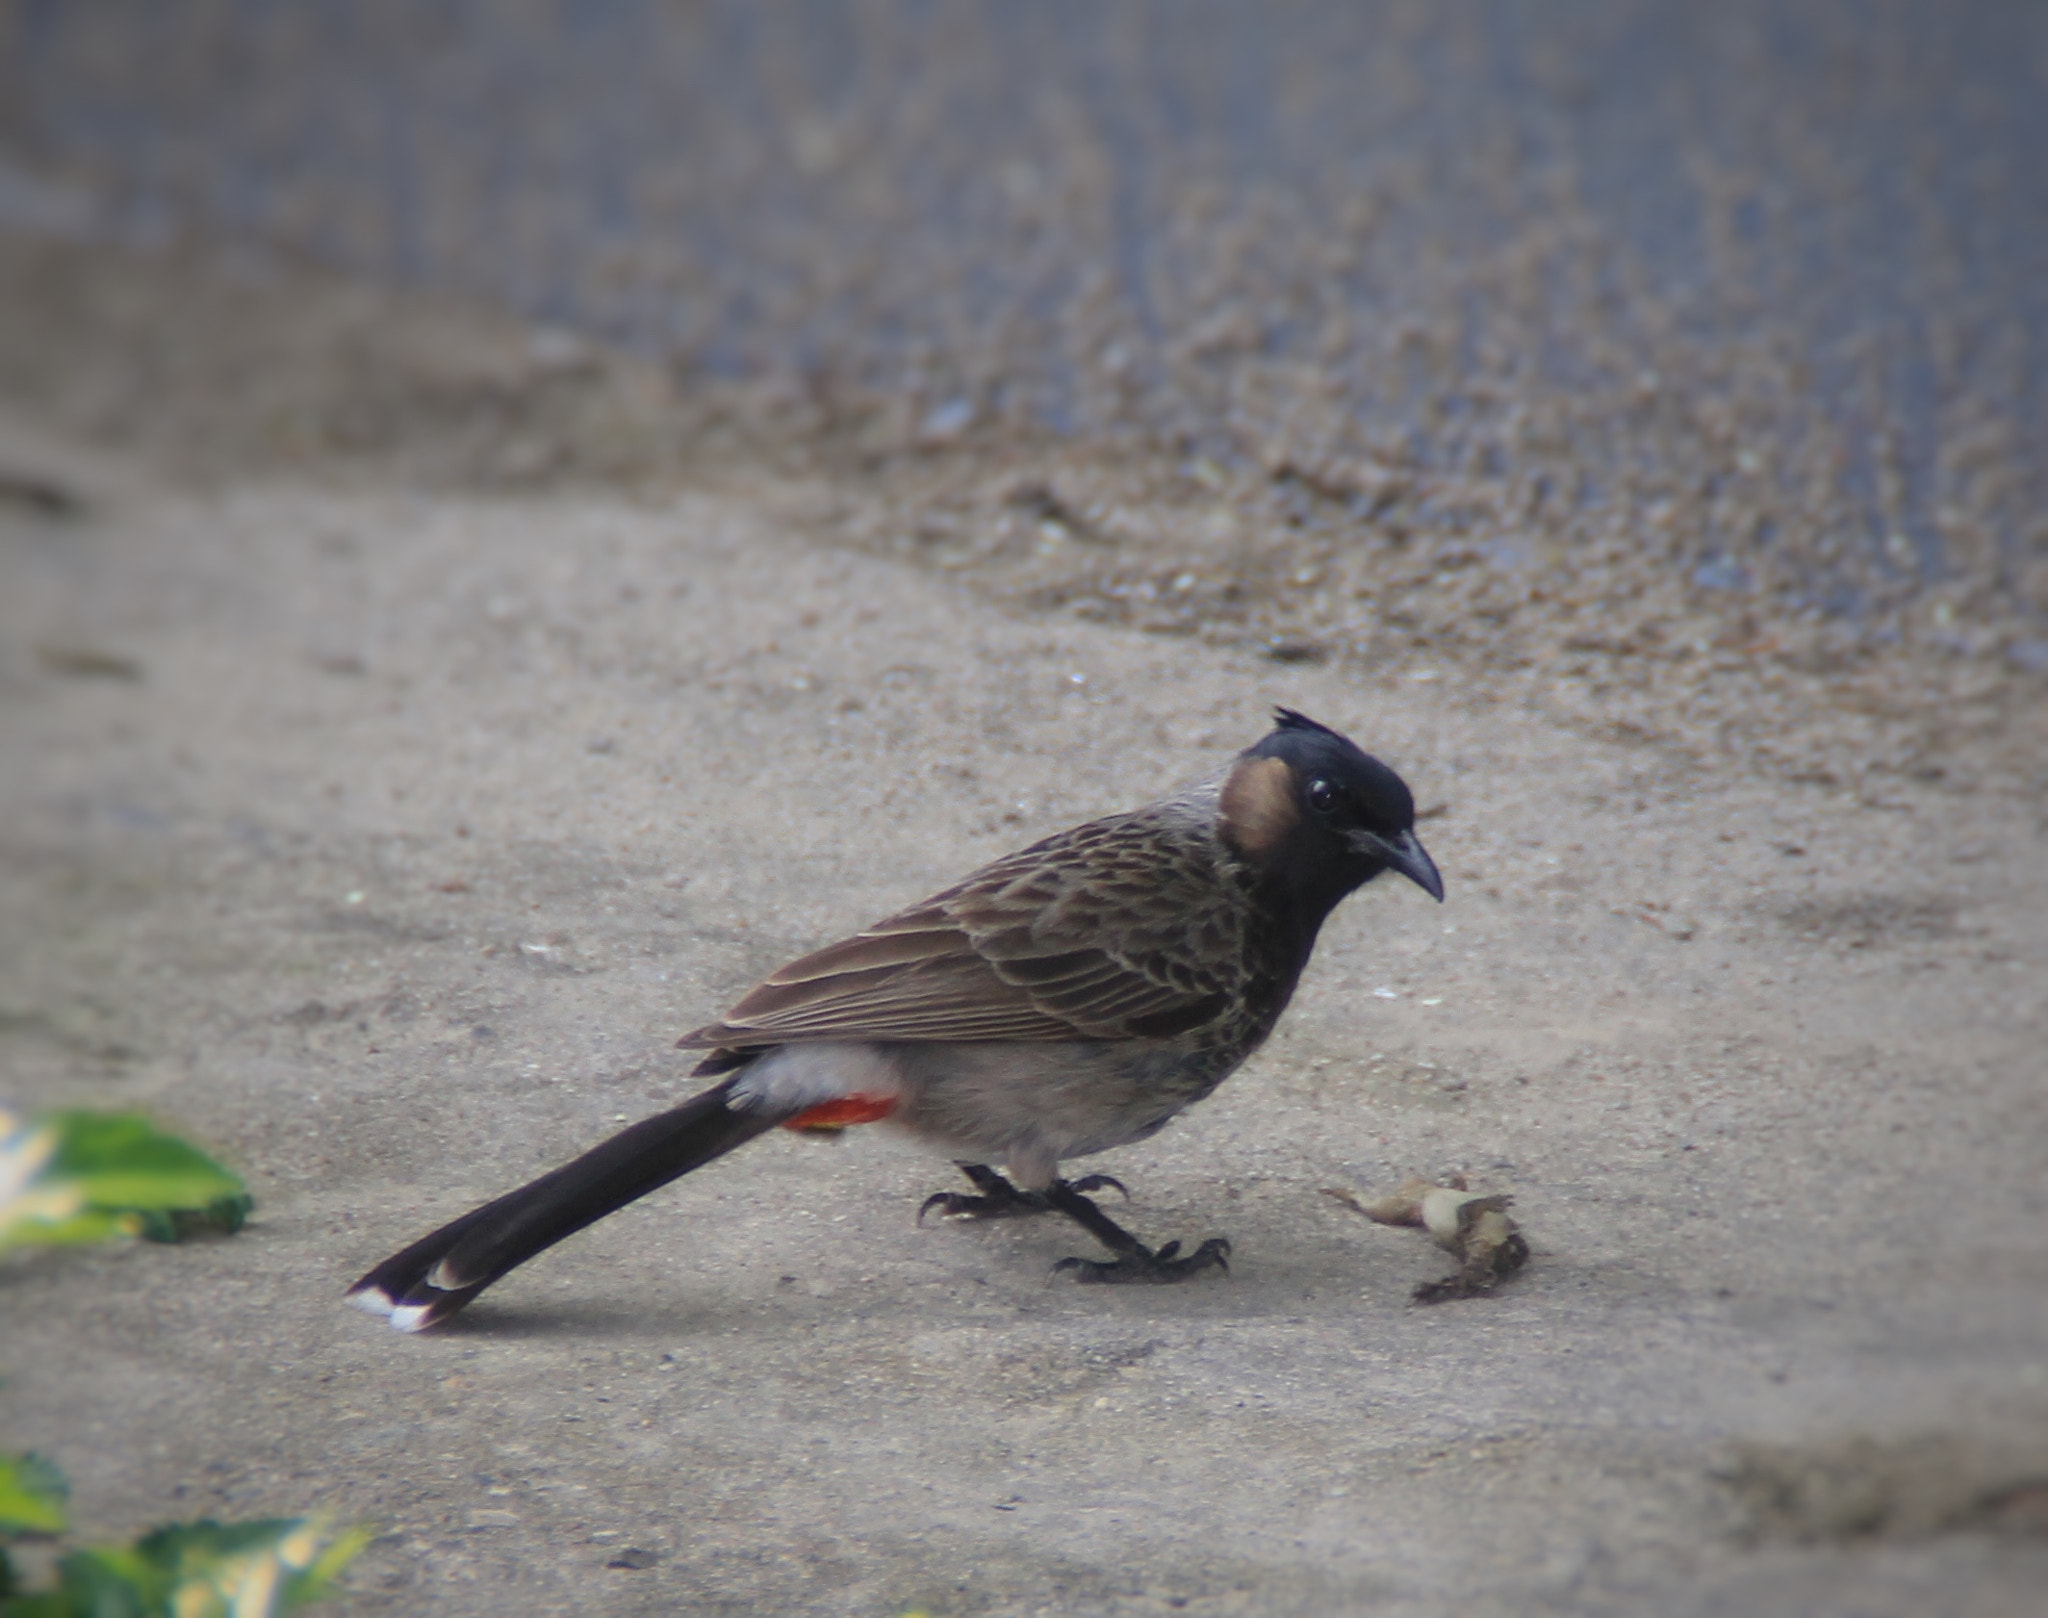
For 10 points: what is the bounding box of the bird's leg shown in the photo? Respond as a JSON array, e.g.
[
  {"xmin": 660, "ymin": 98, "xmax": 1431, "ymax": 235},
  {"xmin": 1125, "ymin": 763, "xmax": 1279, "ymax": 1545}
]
[
  {"xmin": 1044, "ymin": 1179, "xmax": 1230, "ymax": 1284},
  {"xmin": 918, "ymin": 1163, "xmax": 1127, "ymax": 1224}
]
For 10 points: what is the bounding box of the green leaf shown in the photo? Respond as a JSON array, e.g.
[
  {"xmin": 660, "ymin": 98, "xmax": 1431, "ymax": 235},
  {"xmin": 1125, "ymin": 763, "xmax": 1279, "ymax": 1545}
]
[
  {"xmin": 0, "ymin": 1588, "xmax": 74, "ymax": 1617},
  {"xmin": 44, "ymin": 1114, "xmax": 246, "ymax": 1215},
  {"xmin": 0, "ymin": 1208, "xmax": 127, "ymax": 1253},
  {"xmin": 134, "ymin": 1194, "xmax": 255, "ymax": 1245},
  {"xmin": 42, "ymin": 1544, "xmax": 164, "ymax": 1617},
  {"xmin": 125, "ymin": 1517, "xmax": 367, "ymax": 1615},
  {"xmin": 0, "ymin": 1517, "xmax": 367, "ymax": 1617},
  {"xmin": 1, "ymin": 1112, "xmax": 251, "ymax": 1253},
  {"xmin": 293, "ymin": 1523, "xmax": 373, "ymax": 1599},
  {"xmin": 0, "ymin": 1455, "xmax": 69, "ymax": 1536}
]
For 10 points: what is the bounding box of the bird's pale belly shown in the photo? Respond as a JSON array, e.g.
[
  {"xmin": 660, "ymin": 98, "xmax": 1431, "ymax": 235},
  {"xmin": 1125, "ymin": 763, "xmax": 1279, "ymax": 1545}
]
[{"xmin": 884, "ymin": 1039, "xmax": 1254, "ymax": 1189}]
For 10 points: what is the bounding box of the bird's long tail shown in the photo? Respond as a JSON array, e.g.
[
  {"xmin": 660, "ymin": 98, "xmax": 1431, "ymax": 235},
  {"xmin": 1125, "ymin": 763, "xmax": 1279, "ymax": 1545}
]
[{"xmin": 346, "ymin": 1077, "xmax": 781, "ymax": 1331}]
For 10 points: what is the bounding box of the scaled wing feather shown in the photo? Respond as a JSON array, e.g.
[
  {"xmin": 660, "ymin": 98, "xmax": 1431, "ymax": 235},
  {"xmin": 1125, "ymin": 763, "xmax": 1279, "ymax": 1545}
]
[{"xmin": 679, "ymin": 814, "xmax": 1246, "ymax": 1051}]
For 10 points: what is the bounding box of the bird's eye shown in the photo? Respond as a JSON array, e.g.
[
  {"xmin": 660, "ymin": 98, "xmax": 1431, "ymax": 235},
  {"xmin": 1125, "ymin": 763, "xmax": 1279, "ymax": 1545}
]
[{"xmin": 1306, "ymin": 777, "xmax": 1338, "ymax": 814}]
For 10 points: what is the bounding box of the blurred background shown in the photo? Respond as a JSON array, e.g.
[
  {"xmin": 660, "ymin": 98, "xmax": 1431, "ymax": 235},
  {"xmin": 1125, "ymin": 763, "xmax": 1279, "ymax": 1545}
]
[{"xmin": 3, "ymin": 0, "xmax": 2045, "ymax": 679}]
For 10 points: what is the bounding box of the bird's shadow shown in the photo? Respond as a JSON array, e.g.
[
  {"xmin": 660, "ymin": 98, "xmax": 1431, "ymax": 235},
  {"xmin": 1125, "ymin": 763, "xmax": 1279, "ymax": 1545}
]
[{"xmin": 422, "ymin": 1297, "xmax": 732, "ymax": 1341}]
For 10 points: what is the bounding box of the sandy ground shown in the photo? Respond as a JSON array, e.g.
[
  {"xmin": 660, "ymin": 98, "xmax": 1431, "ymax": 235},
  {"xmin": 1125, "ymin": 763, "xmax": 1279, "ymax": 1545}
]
[{"xmin": 3, "ymin": 260, "xmax": 2047, "ymax": 1614}]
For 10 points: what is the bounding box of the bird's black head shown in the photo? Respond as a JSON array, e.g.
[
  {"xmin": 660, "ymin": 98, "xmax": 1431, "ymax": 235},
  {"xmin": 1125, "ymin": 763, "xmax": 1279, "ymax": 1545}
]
[{"xmin": 1218, "ymin": 708, "xmax": 1444, "ymax": 918}]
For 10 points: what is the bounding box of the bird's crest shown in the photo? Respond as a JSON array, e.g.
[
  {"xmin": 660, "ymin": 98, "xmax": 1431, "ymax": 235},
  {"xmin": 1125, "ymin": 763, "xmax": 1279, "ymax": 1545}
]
[{"xmin": 1271, "ymin": 707, "xmax": 1345, "ymax": 742}]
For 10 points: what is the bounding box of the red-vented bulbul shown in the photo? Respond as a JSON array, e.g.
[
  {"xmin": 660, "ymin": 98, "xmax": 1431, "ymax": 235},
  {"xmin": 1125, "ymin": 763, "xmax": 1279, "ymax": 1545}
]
[{"xmin": 349, "ymin": 709, "xmax": 1443, "ymax": 1330}]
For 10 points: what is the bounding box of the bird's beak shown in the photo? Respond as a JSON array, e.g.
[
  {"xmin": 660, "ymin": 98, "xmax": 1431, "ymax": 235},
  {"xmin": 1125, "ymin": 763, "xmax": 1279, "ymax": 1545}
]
[{"xmin": 1350, "ymin": 826, "xmax": 1445, "ymax": 902}]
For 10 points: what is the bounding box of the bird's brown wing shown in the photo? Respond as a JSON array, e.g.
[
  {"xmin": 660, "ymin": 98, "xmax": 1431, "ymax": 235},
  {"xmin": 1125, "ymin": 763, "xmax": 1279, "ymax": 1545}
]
[{"xmin": 678, "ymin": 812, "xmax": 1246, "ymax": 1053}]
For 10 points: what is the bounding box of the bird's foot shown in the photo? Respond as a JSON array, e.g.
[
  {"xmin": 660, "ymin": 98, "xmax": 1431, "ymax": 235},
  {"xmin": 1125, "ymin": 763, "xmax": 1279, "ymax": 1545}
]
[
  {"xmin": 918, "ymin": 1164, "xmax": 1126, "ymax": 1224},
  {"xmin": 919, "ymin": 1185, "xmax": 1047, "ymax": 1223},
  {"xmin": 1037, "ymin": 1176, "xmax": 1230, "ymax": 1283},
  {"xmin": 1052, "ymin": 1236, "xmax": 1231, "ymax": 1284}
]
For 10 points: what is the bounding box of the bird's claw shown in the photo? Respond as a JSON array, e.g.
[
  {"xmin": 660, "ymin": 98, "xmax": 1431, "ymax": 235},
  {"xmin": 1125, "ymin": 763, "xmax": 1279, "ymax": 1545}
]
[
  {"xmin": 920, "ymin": 1165, "xmax": 1132, "ymax": 1226},
  {"xmin": 1052, "ymin": 1235, "xmax": 1231, "ymax": 1284},
  {"xmin": 919, "ymin": 1191, "xmax": 983, "ymax": 1223},
  {"xmin": 918, "ymin": 1187, "xmax": 1048, "ymax": 1224}
]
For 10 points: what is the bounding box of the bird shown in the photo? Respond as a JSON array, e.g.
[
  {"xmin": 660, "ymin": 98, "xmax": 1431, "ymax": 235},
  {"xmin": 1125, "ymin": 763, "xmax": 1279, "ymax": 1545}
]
[{"xmin": 347, "ymin": 708, "xmax": 1443, "ymax": 1331}]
